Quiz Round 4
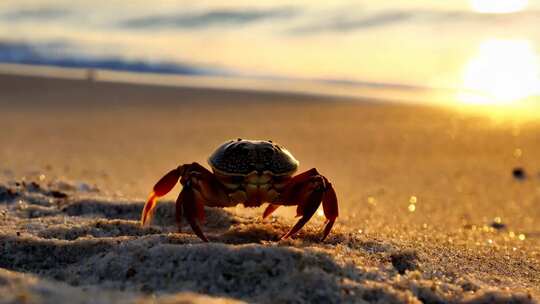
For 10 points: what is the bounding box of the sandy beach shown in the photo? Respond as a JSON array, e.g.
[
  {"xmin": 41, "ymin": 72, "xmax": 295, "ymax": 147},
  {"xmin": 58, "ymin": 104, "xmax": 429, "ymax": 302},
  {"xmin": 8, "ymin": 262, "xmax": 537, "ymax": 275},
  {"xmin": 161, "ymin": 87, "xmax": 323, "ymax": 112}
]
[{"xmin": 0, "ymin": 72, "xmax": 539, "ymax": 303}]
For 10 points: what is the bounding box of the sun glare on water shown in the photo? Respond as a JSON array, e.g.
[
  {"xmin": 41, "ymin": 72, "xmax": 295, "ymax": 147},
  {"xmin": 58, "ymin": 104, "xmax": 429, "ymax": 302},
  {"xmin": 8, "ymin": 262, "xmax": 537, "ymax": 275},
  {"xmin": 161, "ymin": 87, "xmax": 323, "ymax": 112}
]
[
  {"xmin": 457, "ymin": 39, "xmax": 540, "ymax": 109},
  {"xmin": 470, "ymin": 0, "xmax": 528, "ymax": 14}
]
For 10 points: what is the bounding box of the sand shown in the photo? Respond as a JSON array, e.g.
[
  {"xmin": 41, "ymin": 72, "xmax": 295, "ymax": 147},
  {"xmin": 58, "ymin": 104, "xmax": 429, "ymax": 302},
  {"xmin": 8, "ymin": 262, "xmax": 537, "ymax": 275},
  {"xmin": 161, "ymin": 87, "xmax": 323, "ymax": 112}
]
[{"xmin": 0, "ymin": 72, "xmax": 539, "ymax": 303}]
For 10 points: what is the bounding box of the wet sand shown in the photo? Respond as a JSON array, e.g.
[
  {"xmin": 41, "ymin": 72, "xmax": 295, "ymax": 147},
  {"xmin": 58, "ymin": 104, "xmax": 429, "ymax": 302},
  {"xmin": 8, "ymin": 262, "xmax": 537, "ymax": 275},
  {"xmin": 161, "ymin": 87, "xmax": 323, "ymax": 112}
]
[{"xmin": 0, "ymin": 73, "xmax": 539, "ymax": 303}]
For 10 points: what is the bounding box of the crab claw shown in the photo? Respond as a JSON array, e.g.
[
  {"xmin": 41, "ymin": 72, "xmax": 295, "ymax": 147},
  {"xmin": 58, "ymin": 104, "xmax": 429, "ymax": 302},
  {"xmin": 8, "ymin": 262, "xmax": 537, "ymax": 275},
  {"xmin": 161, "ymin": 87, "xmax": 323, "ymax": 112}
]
[{"xmin": 141, "ymin": 167, "xmax": 183, "ymax": 226}]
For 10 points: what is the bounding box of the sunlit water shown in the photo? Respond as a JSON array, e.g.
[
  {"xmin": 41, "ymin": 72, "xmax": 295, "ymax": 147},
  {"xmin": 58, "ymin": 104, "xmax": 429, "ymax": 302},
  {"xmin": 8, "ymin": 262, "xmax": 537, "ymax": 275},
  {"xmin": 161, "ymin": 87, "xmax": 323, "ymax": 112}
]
[
  {"xmin": 0, "ymin": 0, "xmax": 539, "ymax": 117},
  {"xmin": 456, "ymin": 38, "xmax": 540, "ymax": 120},
  {"xmin": 458, "ymin": 39, "xmax": 540, "ymax": 105}
]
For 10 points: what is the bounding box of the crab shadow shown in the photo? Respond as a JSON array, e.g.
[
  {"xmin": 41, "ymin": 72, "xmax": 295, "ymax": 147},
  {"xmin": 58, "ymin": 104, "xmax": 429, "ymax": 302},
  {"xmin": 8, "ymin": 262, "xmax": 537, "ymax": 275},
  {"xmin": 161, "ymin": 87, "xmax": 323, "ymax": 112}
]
[
  {"xmin": 38, "ymin": 199, "xmax": 238, "ymax": 240},
  {"xmin": 1, "ymin": 180, "xmax": 328, "ymax": 244},
  {"xmin": 58, "ymin": 198, "xmax": 324, "ymax": 244},
  {"xmin": 2, "ymin": 181, "xmax": 322, "ymax": 244},
  {"xmin": 3, "ymin": 179, "xmax": 373, "ymax": 247}
]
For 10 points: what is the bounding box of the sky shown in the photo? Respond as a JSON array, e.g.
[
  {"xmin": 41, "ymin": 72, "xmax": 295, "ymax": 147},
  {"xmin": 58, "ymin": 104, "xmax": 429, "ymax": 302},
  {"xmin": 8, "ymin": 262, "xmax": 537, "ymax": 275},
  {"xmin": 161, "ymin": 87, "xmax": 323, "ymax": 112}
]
[{"xmin": 0, "ymin": 0, "xmax": 539, "ymax": 110}]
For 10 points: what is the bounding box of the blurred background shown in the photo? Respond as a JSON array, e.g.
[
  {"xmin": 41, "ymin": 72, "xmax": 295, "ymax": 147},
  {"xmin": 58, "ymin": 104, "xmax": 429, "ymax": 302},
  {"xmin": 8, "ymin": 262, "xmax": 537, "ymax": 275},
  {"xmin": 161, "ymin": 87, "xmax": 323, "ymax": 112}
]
[{"xmin": 1, "ymin": 0, "xmax": 539, "ymax": 113}]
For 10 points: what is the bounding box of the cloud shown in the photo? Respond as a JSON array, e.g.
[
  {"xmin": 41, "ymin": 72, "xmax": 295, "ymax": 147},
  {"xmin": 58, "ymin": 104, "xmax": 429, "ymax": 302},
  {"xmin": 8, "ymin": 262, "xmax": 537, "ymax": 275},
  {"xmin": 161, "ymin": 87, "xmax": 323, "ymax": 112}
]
[
  {"xmin": 289, "ymin": 8, "xmax": 540, "ymax": 34},
  {"xmin": 2, "ymin": 7, "xmax": 69, "ymax": 21},
  {"xmin": 292, "ymin": 11, "xmax": 412, "ymax": 34},
  {"xmin": 121, "ymin": 8, "xmax": 297, "ymax": 29}
]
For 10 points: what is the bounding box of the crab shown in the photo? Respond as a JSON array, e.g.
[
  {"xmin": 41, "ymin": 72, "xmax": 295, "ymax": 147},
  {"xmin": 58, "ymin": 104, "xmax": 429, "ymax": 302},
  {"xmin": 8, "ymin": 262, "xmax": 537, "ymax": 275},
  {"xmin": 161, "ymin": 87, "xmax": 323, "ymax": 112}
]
[{"xmin": 141, "ymin": 139, "xmax": 338, "ymax": 242}]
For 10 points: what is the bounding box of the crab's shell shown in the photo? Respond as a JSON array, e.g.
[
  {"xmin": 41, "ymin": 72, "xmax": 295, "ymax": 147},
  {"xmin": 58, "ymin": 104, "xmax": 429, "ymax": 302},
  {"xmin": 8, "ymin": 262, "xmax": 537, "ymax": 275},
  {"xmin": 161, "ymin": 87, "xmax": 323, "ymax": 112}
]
[{"xmin": 208, "ymin": 139, "xmax": 299, "ymax": 176}]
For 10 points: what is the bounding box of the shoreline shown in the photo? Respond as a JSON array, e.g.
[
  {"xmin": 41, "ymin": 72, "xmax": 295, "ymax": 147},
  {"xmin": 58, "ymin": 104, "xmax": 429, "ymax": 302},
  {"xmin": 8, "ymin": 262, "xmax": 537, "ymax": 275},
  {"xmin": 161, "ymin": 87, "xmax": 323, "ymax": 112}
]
[
  {"xmin": 3, "ymin": 63, "xmax": 538, "ymax": 123},
  {"xmin": 0, "ymin": 63, "xmax": 443, "ymax": 106}
]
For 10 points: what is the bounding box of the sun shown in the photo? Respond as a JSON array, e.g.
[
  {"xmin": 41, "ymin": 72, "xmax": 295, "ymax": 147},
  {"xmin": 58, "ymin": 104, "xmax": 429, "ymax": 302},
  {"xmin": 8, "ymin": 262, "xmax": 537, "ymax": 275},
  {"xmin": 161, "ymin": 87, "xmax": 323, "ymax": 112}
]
[
  {"xmin": 457, "ymin": 39, "xmax": 540, "ymax": 106},
  {"xmin": 470, "ymin": 0, "xmax": 528, "ymax": 14}
]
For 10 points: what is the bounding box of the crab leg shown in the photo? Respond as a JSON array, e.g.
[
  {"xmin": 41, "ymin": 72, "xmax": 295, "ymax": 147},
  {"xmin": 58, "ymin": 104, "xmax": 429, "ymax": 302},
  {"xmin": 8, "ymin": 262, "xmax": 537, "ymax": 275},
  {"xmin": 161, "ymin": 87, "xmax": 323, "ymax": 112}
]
[
  {"xmin": 280, "ymin": 169, "xmax": 338, "ymax": 241},
  {"xmin": 142, "ymin": 162, "xmax": 228, "ymax": 230},
  {"xmin": 176, "ymin": 182, "xmax": 209, "ymax": 242},
  {"xmin": 280, "ymin": 169, "xmax": 321, "ymax": 204},
  {"xmin": 262, "ymin": 204, "xmax": 280, "ymax": 219},
  {"xmin": 175, "ymin": 162, "xmax": 230, "ymax": 241},
  {"xmin": 281, "ymin": 185, "xmax": 324, "ymax": 239},
  {"xmin": 175, "ymin": 191, "xmax": 183, "ymax": 230},
  {"xmin": 321, "ymin": 177, "xmax": 338, "ymax": 241},
  {"xmin": 264, "ymin": 169, "xmax": 322, "ymax": 220}
]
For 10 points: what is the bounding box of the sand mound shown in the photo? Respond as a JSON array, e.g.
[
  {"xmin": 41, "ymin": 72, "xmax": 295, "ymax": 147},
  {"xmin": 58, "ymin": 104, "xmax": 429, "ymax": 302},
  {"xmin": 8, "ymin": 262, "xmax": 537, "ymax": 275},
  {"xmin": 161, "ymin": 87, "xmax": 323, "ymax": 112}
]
[
  {"xmin": 0, "ymin": 268, "xmax": 242, "ymax": 304},
  {"xmin": 0, "ymin": 179, "xmax": 536, "ymax": 303}
]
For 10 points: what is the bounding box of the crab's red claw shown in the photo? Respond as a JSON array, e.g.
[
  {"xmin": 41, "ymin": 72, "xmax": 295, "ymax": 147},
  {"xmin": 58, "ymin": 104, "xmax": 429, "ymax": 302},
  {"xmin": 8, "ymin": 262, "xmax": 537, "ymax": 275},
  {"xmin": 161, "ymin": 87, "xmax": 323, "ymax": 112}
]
[
  {"xmin": 153, "ymin": 167, "xmax": 183, "ymax": 196},
  {"xmin": 321, "ymin": 179, "xmax": 338, "ymax": 241},
  {"xmin": 141, "ymin": 192, "xmax": 159, "ymax": 226},
  {"xmin": 141, "ymin": 167, "xmax": 183, "ymax": 226}
]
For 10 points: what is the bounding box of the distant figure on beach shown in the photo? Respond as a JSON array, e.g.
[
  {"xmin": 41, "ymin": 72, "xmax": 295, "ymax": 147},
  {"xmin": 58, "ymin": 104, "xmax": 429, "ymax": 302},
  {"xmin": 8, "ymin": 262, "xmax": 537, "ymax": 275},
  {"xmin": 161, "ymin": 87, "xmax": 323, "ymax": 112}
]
[{"xmin": 85, "ymin": 69, "xmax": 97, "ymax": 82}]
